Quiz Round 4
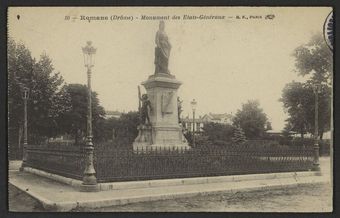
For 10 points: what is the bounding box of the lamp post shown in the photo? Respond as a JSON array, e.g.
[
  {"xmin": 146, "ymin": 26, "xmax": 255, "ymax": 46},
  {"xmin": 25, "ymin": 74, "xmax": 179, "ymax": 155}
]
[
  {"xmin": 312, "ymin": 84, "xmax": 321, "ymax": 174},
  {"xmin": 190, "ymin": 99, "xmax": 197, "ymax": 147},
  {"xmin": 19, "ymin": 86, "xmax": 29, "ymax": 172},
  {"xmin": 81, "ymin": 41, "xmax": 98, "ymax": 191}
]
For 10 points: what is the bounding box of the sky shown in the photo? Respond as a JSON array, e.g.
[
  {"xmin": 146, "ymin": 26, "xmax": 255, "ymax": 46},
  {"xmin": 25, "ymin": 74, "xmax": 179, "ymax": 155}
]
[{"xmin": 8, "ymin": 7, "xmax": 332, "ymax": 131}]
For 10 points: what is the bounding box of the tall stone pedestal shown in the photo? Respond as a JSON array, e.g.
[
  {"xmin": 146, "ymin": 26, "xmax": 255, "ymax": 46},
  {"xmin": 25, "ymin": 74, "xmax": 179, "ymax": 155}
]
[{"xmin": 133, "ymin": 73, "xmax": 189, "ymax": 150}]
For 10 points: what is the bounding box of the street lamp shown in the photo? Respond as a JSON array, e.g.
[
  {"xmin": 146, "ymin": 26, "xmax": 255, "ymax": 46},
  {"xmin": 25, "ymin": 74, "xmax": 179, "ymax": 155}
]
[
  {"xmin": 19, "ymin": 86, "xmax": 29, "ymax": 171},
  {"xmin": 312, "ymin": 84, "xmax": 321, "ymax": 174},
  {"xmin": 81, "ymin": 41, "xmax": 98, "ymax": 191},
  {"xmin": 190, "ymin": 99, "xmax": 197, "ymax": 147}
]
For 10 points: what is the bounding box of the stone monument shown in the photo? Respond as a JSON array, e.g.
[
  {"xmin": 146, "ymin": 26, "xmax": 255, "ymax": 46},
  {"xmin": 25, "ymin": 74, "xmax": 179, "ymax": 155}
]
[{"xmin": 133, "ymin": 21, "xmax": 189, "ymax": 150}]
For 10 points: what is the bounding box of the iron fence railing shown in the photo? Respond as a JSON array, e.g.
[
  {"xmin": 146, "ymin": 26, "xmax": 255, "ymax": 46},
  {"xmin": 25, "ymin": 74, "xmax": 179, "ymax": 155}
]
[
  {"xmin": 25, "ymin": 144, "xmax": 314, "ymax": 183},
  {"xmin": 94, "ymin": 146, "xmax": 314, "ymax": 182},
  {"xmin": 9, "ymin": 146, "xmax": 23, "ymax": 160},
  {"xmin": 25, "ymin": 144, "xmax": 84, "ymax": 180}
]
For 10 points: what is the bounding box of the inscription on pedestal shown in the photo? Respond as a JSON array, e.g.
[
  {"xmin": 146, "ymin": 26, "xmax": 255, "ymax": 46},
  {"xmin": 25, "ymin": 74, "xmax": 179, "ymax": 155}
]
[{"xmin": 161, "ymin": 91, "xmax": 174, "ymax": 115}]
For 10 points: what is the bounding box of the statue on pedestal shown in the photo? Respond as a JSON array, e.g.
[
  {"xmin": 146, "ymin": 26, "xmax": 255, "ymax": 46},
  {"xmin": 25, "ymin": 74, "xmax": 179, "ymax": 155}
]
[
  {"xmin": 177, "ymin": 97, "xmax": 183, "ymax": 123},
  {"xmin": 138, "ymin": 86, "xmax": 152, "ymax": 125},
  {"xmin": 155, "ymin": 20, "xmax": 171, "ymax": 74},
  {"xmin": 140, "ymin": 94, "xmax": 152, "ymax": 125},
  {"xmin": 133, "ymin": 22, "xmax": 190, "ymax": 151},
  {"xmin": 134, "ymin": 87, "xmax": 153, "ymax": 147}
]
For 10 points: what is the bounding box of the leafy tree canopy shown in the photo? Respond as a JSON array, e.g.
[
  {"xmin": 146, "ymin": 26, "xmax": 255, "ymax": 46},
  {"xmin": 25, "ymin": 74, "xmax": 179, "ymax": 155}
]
[
  {"xmin": 57, "ymin": 84, "xmax": 106, "ymax": 144},
  {"xmin": 293, "ymin": 33, "xmax": 333, "ymax": 85},
  {"xmin": 280, "ymin": 80, "xmax": 331, "ymax": 139},
  {"xmin": 281, "ymin": 33, "xmax": 332, "ymax": 139},
  {"xmin": 8, "ymin": 38, "xmax": 65, "ymax": 144},
  {"xmin": 233, "ymin": 100, "xmax": 269, "ymax": 139}
]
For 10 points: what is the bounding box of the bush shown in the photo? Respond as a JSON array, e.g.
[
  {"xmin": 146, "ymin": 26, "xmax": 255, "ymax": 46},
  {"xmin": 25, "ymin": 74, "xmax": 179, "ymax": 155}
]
[
  {"xmin": 183, "ymin": 131, "xmax": 193, "ymax": 145},
  {"xmin": 290, "ymin": 137, "xmax": 314, "ymax": 147},
  {"xmin": 242, "ymin": 140, "xmax": 280, "ymax": 149},
  {"xmin": 262, "ymin": 133, "xmax": 292, "ymax": 146},
  {"xmin": 232, "ymin": 126, "xmax": 247, "ymax": 145},
  {"xmin": 96, "ymin": 137, "xmax": 133, "ymax": 150},
  {"xmin": 202, "ymin": 122, "xmax": 235, "ymax": 142}
]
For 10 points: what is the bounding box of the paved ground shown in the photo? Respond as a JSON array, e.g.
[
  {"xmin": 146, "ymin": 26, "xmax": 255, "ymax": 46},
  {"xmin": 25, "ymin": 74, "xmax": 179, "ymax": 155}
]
[
  {"xmin": 9, "ymin": 184, "xmax": 45, "ymax": 212},
  {"xmin": 8, "ymin": 157, "xmax": 332, "ymax": 212},
  {"xmin": 74, "ymin": 183, "xmax": 332, "ymax": 212},
  {"xmin": 9, "ymin": 182, "xmax": 332, "ymax": 212}
]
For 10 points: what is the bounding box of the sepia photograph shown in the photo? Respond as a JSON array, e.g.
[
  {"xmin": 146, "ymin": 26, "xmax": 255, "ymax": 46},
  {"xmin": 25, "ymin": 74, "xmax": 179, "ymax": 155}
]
[{"xmin": 7, "ymin": 7, "xmax": 333, "ymax": 212}]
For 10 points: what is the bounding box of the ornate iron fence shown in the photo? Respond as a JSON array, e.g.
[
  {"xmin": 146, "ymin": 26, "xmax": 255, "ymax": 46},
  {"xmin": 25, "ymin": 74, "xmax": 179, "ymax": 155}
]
[
  {"xmin": 94, "ymin": 145, "xmax": 314, "ymax": 182},
  {"xmin": 25, "ymin": 145, "xmax": 84, "ymax": 180},
  {"xmin": 9, "ymin": 146, "xmax": 23, "ymax": 160},
  {"xmin": 24, "ymin": 144, "xmax": 314, "ymax": 183}
]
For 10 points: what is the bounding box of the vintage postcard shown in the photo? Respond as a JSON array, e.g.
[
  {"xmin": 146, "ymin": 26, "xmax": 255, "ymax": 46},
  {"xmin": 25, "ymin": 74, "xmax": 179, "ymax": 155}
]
[{"xmin": 7, "ymin": 7, "xmax": 333, "ymax": 212}]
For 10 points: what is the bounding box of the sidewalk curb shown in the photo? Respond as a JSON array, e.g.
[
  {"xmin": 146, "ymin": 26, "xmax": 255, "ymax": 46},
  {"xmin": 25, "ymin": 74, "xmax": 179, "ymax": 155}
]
[
  {"xmin": 9, "ymin": 172, "xmax": 329, "ymax": 211},
  {"xmin": 23, "ymin": 167, "xmax": 318, "ymax": 191},
  {"xmin": 9, "ymin": 180, "xmax": 77, "ymax": 211},
  {"xmin": 72, "ymin": 181, "xmax": 329, "ymax": 211}
]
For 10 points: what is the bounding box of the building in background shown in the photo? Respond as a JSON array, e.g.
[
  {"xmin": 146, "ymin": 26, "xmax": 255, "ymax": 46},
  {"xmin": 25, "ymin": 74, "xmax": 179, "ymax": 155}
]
[
  {"xmin": 201, "ymin": 113, "xmax": 233, "ymax": 125},
  {"xmin": 105, "ymin": 110, "xmax": 122, "ymax": 119},
  {"xmin": 181, "ymin": 113, "xmax": 233, "ymax": 133},
  {"xmin": 181, "ymin": 116, "xmax": 204, "ymax": 133}
]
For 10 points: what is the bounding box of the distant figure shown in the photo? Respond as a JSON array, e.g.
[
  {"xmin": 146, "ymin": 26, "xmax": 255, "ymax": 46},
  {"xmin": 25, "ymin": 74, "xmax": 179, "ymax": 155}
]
[
  {"xmin": 155, "ymin": 20, "xmax": 171, "ymax": 74},
  {"xmin": 177, "ymin": 97, "xmax": 183, "ymax": 123},
  {"xmin": 140, "ymin": 94, "xmax": 152, "ymax": 125}
]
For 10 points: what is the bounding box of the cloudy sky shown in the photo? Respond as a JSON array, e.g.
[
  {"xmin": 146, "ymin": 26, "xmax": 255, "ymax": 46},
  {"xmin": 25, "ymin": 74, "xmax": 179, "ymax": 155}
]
[{"xmin": 8, "ymin": 7, "xmax": 332, "ymax": 131}]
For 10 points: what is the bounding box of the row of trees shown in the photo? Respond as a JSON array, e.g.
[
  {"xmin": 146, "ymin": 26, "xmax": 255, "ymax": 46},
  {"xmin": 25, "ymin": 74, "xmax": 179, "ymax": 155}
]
[
  {"xmin": 9, "ymin": 38, "xmax": 64, "ymax": 147},
  {"xmin": 8, "ymin": 39, "xmax": 107, "ymax": 152},
  {"xmin": 8, "ymin": 38, "xmax": 142, "ymax": 152},
  {"xmin": 280, "ymin": 34, "xmax": 332, "ymax": 139}
]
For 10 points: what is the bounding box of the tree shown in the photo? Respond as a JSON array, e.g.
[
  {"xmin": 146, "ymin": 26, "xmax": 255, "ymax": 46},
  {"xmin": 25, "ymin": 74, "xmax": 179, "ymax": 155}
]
[
  {"xmin": 280, "ymin": 81, "xmax": 310, "ymax": 138},
  {"xmin": 202, "ymin": 122, "xmax": 235, "ymax": 146},
  {"xmin": 29, "ymin": 53, "xmax": 65, "ymax": 140},
  {"xmin": 280, "ymin": 123, "xmax": 294, "ymax": 144},
  {"xmin": 233, "ymin": 100, "xmax": 269, "ymax": 139},
  {"xmin": 307, "ymin": 81, "xmax": 331, "ymax": 140},
  {"xmin": 101, "ymin": 111, "xmax": 139, "ymax": 147},
  {"xmin": 280, "ymin": 81, "xmax": 331, "ymax": 139},
  {"xmin": 8, "ymin": 39, "xmax": 65, "ymax": 153},
  {"xmin": 114, "ymin": 112, "xmax": 139, "ymax": 145},
  {"xmin": 281, "ymin": 33, "xmax": 333, "ymax": 140},
  {"xmin": 265, "ymin": 121, "xmax": 272, "ymax": 131},
  {"xmin": 8, "ymin": 39, "xmax": 34, "ymax": 157},
  {"xmin": 57, "ymin": 84, "xmax": 106, "ymax": 144},
  {"xmin": 232, "ymin": 126, "xmax": 246, "ymax": 145},
  {"xmin": 293, "ymin": 33, "xmax": 333, "ymax": 85}
]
